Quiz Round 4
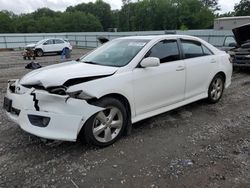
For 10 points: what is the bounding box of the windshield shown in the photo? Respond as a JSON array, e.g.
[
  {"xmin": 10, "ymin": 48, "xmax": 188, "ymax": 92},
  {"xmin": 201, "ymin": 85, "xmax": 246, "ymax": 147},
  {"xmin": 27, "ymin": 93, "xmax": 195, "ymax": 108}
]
[
  {"xmin": 37, "ymin": 39, "xmax": 47, "ymax": 45},
  {"xmin": 80, "ymin": 39, "xmax": 149, "ymax": 67}
]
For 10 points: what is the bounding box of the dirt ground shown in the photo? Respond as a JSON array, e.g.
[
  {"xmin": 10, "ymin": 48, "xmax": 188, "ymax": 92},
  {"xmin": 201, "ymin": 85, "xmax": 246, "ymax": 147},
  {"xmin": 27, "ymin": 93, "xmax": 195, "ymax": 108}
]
[{"xmin": 0, "ymin": 49, "xmax": 249, "ymax": 188}]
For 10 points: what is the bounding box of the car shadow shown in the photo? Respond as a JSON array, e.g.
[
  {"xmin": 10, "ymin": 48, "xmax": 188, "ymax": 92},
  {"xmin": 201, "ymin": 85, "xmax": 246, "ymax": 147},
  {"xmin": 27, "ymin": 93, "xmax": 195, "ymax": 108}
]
[{"xmin": 41, "ymin": 53, "xmax": 61, "ymax": 57}]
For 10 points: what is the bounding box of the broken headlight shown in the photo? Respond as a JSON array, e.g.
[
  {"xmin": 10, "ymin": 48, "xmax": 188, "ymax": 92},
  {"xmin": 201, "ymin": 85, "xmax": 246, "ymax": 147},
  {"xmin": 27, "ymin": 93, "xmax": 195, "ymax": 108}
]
[
  {"xmin": 47, "ymin": 86, "xmax": 67, "ymax": 95},
  {"xmin": 66, "ymin": 90, "xmax": 94, "ymax": 100}
]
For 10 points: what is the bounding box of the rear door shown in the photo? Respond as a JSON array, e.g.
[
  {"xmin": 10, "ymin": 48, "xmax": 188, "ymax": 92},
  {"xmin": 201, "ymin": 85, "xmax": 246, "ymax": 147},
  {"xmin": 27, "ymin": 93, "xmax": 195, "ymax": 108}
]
[
  {"xmin": 180, "ymin": 39, "xmax": 218, "ymax": 99},
  {"xmin": 54, "ymin": 39, "xmax": 65, "ymax": 52}
]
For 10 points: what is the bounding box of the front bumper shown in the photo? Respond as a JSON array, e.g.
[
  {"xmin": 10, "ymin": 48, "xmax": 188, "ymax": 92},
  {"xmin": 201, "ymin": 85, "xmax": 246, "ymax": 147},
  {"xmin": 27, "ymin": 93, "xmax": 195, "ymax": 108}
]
[{"xmin": 4, "ymin": 80, "xmax": 103, "ymax": 141}]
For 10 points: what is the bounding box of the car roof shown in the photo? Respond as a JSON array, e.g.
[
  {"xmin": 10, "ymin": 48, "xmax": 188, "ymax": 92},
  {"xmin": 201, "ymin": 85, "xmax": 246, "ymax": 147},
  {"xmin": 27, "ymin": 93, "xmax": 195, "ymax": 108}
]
[
  {"xmin": 117, "ymin": 34, "xmax": 222, "ymax": 55},
  {"xmin": 43, "ymin": 38, "xmax": 64, "ymax": 40},
  {"xmin": 118, "ymin": 34, "xmax": 201, "ymax": 41},
  {"xmin": 37, "ymin": 38, "xmax": 67, "ymax": 44}
]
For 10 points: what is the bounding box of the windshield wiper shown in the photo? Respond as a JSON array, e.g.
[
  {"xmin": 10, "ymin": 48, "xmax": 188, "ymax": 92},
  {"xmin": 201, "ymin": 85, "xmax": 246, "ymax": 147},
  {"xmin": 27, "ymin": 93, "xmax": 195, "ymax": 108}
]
[{"xmin": 83, "ymin": 61, "xmax": 98, "ymax": 65}]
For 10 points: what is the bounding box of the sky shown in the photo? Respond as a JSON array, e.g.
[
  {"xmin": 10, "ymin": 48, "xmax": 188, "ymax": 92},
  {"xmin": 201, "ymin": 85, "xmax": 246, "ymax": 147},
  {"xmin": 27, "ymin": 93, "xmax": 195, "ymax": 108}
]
[{"xmin": 0, "ymin": 0, "xmax": 241, "ymax": 14}]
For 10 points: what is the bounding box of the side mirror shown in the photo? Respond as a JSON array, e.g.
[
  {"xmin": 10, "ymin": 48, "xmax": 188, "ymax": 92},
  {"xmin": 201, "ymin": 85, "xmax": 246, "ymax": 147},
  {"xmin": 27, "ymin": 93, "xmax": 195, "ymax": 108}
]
[{"xmin": 140, "ymin": 57, "xmax": 160, "ymax": 68}]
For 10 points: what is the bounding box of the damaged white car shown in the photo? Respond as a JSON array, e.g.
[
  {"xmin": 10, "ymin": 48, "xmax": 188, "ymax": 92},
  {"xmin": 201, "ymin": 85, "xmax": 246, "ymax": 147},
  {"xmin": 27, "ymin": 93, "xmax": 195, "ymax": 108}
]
[{"xmin": 4, "ymin": 35, "xmax": 232, "ymax": 147}]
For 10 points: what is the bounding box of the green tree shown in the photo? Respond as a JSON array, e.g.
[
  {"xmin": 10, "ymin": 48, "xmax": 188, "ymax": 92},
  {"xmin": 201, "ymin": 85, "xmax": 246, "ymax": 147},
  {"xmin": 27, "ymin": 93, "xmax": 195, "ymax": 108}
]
[
  {"xmin": 0, "ymin": 0, "xmax": 217, "ymax": 33},
  {"xmin": 66, "ymin": 0, "xmax": 113, "ymax": 31},
  {"xmin": 234, "ymin": 0, "xmax": 250, "ymax": 16},
  {"xmin": 177, "ymin": 0, "xmax": 214, "ymax": 29},
  {"xmin": 216, "ymin": 12, "xmax": 235, "ymax": 18},
  {"xmin": 32, "ymin": 8, "xmax": 57, "ymax": 19},
  {"xmin": 15, "ymin": 15, "xmax": 38, "ymax": 33},
  {"xmin": 60, "ymin": 12, "xmax": 103, "ymax": 32},
  {"xmin": 0, "ymin": 11, "xmax": 15, "ymax": 33},
  {"xmin": 200, "ymin": 0, "xmax": 220, "ymax": 11}
]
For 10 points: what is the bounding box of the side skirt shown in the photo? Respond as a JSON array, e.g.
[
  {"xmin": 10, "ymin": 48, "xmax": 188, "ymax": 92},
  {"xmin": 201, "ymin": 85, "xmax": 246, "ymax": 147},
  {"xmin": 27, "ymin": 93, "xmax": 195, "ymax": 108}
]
[{"xmin": 131, "ymin": 93, "xmax": 208, "ymax": 124}]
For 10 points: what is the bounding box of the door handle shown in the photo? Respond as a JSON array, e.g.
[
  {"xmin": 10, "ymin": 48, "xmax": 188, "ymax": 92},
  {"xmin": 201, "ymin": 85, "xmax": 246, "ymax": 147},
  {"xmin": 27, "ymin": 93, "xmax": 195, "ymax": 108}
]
[{"xmin": 176, "ymin": 66, "xmax": 185, "ymax": 71}]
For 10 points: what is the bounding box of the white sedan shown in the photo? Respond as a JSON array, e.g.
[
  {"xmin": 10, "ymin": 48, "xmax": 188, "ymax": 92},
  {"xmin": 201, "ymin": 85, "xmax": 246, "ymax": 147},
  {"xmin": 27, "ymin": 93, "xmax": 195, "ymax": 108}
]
[{"xmin": 4, "ymin": 35, "xmax": 232, "ymax": 147}]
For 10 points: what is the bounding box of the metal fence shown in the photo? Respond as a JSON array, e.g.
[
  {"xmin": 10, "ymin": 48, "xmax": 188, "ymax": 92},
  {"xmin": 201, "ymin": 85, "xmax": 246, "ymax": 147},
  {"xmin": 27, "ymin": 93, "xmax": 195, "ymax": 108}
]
[{"xmin": 0, "ymin": 30, "xmax": 234, "ymax": 49}]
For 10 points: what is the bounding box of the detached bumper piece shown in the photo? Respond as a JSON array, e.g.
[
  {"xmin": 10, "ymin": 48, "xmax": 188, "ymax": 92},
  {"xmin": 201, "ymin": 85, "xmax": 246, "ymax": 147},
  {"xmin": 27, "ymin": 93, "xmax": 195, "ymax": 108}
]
[{"xmin": 4, "ymin": 80, "xmax": 103, "ymax": 141}]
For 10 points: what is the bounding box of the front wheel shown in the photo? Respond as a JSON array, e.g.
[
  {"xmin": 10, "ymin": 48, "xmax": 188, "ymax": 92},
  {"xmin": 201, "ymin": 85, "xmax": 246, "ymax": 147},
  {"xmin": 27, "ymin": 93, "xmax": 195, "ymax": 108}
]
[
  {"xmin": 207, "ymin": 74, "xmax": 225, "ymax": 103},
  {"xmin": 82, "ymin": 97, "xmax": 127, "ymax": 147},
  {"xmin": 36, "ymin": 49, "xmax": 43, "ymax": 57}
]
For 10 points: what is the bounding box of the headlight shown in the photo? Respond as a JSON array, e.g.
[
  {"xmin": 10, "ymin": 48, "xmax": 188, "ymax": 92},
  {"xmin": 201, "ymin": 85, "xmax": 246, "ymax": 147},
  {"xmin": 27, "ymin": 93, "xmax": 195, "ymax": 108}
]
[
  {"xmin": 66, "ymin": 90, "xmax": 94, "ymax": 100},
  {"xmin": 47, "ymin": 86, "xmax": 67, "ymax": 95}
]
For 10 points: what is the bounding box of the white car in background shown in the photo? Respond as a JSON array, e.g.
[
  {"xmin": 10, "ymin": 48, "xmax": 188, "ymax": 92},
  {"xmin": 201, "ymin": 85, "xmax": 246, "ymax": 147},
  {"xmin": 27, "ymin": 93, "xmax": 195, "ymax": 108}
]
[
  {"xmin": 4, "ymin": 35, "xmax": 232, "ymax": 147},
  {"xmin": 26, "ymin": 38, "xmax": 72, "ymax": 57}
]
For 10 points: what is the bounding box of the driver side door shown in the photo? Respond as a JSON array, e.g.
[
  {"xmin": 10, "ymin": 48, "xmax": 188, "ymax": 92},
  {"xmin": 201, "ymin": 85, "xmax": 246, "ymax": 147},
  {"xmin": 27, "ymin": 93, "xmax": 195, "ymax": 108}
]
[{"xmin": 132, "ymin": 40, "xmax": 186, "ymax": 116}]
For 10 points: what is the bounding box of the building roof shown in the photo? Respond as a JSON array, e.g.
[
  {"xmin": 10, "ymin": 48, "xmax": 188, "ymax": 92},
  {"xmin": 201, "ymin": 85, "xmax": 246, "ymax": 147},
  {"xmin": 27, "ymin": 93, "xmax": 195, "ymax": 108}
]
[{"xmin": 215, "ymin": 16, "xmax": 250, "ymax": 21}]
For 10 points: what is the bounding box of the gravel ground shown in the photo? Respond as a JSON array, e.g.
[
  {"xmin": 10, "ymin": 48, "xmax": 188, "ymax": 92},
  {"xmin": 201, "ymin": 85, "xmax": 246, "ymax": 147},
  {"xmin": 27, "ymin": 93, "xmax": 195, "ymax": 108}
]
[{"xmin": 0, "ymin": 49, "xmax": 250, "ymax": 188}]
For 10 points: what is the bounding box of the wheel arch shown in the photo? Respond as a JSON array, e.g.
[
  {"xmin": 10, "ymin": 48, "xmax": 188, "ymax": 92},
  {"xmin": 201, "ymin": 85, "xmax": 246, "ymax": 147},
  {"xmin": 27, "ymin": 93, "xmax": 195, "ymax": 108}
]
[
  {"xmin": 99, "ymin": 93, "xmax": 133, "ymax": 135},
  {"xmin": 208, "ymin": 71, "xmax": 226, "ymax": 91},
  {"xmin": 212, "ymin": 71, "xmax": 226, "ymax": 90},
  {"xmin": 95, "ymin": 93, "xmax": 132, "ymax": 118},
  {"xmin": 77, "ymin": 93, "xmax": 133, "ymax": 142},
  {"xmin": 216, "ymin": 71, "xmax": 226, "ymax": 82},
  {"xmin": 35, "ymin": 48, "xmax": 43, "ymax": 52}
]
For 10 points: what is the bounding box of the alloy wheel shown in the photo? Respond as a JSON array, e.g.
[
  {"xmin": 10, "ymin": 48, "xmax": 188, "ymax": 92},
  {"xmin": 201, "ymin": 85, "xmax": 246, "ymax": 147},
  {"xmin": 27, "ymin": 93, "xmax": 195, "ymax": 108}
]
[
  {"xmin": 92, "ymin": 106, "xmax": 123, "ymax": 143},
  {"xmin": 210, "ymin": 77, "xmax": 223, "ymax": 101}
]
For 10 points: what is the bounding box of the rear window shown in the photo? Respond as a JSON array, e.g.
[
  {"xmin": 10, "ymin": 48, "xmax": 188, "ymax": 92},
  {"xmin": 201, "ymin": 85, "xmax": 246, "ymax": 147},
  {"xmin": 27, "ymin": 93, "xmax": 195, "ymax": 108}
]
[
  {"xmin": 181, "ymin": 40, "xmax": 204, "ymax": 59},
  {"xmin": 54, "ymin": 39, "xmax": 64, "ymax": 44},
  {"xmin": 181, "ymin": 40, "xmax": 213, "ymax": 59}
]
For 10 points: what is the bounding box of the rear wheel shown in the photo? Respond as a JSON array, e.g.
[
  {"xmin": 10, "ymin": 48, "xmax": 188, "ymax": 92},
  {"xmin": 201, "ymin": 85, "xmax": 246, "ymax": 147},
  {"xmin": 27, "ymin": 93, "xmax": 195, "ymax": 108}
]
[
  {"xmin": 207, "ymin": 74, "xmax": 225, "ymax": 103},
  {"xmin": 82, "ymin": 97, "xmax": 127, "ymax": 147}
]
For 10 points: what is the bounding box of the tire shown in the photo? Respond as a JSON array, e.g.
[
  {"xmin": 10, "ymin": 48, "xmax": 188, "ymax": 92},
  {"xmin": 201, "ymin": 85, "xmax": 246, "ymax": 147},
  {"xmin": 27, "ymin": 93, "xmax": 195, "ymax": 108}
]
[
  {"xmin": 207, "ymin": 74, "xmax": 225, "ymax": 103},
  {"xmin": 82, "ymin": 97, "xmax": 128, "ymax": 147},
  {"xmin": 36, "ymin": 49, "xmax": 43, "ymax": 57}
]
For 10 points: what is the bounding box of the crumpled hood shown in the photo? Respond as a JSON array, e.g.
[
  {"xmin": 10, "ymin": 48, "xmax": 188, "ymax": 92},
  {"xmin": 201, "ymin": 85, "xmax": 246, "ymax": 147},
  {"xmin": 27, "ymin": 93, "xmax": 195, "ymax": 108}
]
[
  {"xmin": 232, "ymin": 24, "xmax": 250, "ymax": 46},
  {"xmin": 25, "ymin": 43, "xmax": 36, "ymax": 48},
  {"xmin": 20, "ymin": 61, "xmax": 118, "ymax": 88}
]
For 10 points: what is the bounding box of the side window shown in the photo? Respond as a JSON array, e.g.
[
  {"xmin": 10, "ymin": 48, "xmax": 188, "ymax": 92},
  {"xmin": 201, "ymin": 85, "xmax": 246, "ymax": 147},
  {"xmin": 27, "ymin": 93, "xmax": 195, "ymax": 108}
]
[
  {"xmin": 181, "ymin": 40, "xmax": 204, "ymax": 59},
  {"xmin": 54, "ymin": 39, "xmax": 64, "ymax": 44},
  {"xmin": 44, "ymin": 39, "xmax": 53, "ymax": 45},
  {"xmin": 224, "ymin": 36, "xmax": 236, "ymax": 47},
  {"xmin": 202, "ymin": 45, "xmax": 213, "ymax": 56},
  {"xmin": 145, "ymin": 40, "xmax": 180, "ymax": 63}
]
